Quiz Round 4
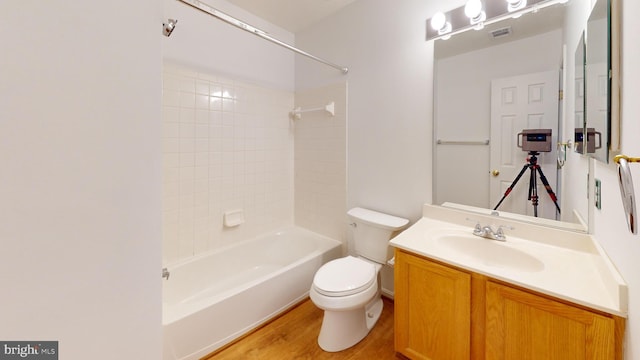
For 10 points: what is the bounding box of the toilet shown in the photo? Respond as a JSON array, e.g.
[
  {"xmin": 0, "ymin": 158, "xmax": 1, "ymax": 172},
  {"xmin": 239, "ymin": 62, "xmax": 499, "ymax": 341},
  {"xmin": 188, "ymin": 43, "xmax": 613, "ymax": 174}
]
[{"xmin": 310, "ymin": 207, "xmax": 409, "ymax": 352}]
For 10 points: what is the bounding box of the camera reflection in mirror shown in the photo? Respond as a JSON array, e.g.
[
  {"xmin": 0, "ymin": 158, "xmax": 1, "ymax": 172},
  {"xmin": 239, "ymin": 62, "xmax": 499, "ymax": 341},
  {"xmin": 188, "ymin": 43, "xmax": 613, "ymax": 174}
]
[{"xmin": 494, "ymin": 129, "xmax": 560, "ymax": 218}]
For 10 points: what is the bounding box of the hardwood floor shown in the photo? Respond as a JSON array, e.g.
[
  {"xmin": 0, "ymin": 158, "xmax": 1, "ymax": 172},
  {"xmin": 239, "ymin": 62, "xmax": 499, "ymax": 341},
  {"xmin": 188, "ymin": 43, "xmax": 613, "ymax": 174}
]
[{"xmin": 204, "ymin": 297, "xmax": 400, "ymax": 360}]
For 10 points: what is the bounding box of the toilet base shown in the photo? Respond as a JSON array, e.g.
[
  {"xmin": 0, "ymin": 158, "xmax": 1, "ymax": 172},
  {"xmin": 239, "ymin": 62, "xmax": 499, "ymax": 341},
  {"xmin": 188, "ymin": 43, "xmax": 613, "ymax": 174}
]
[{"xmin": 317, "ymin": 296, "xmax": 383, "ymax": 352}]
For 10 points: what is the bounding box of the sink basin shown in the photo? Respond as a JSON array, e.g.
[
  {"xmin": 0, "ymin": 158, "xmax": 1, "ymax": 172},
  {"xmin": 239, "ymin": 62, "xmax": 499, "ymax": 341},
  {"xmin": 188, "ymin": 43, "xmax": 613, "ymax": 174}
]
[{"xmin": 434, "ymin": 233, "xmax": 545, "ymax": 273}]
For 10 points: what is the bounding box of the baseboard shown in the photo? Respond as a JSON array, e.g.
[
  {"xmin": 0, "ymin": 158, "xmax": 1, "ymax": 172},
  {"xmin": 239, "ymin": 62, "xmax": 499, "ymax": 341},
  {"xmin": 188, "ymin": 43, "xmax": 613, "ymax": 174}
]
[{"xmin": 381, "ymin": 287, "xmax": 394, "ymax": 300}]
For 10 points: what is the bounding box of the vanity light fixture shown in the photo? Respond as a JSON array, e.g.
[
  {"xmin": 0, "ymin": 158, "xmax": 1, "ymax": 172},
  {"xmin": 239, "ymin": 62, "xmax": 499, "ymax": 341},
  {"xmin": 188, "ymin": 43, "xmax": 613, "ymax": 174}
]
[{"xmin": 426, "ymin": 0, "xmax": 569, "ymax": 41}]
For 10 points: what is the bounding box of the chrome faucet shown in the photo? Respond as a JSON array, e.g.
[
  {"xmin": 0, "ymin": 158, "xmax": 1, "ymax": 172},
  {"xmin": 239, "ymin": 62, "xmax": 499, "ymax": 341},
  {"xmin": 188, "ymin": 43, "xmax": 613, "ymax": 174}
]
[
  {"xmin": 162, "ymin": 267, "xmax": 170, "ymax": 280},
  {"xmin": 470, "ymin": 221, "xmax": 513, "ymax": 241}
]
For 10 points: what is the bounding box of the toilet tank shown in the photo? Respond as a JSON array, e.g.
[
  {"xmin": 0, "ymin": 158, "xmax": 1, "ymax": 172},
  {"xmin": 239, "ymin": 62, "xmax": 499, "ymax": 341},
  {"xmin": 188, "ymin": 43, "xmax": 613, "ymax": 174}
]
[{"xmin": 348, "ymin": 207, "xmax": 409, "ymax": 263}]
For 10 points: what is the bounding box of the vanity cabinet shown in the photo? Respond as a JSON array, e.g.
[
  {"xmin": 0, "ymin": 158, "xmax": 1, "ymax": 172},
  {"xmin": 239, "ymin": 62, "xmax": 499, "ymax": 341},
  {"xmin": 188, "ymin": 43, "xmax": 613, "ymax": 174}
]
[
  {"xmin": 394, "ymin": 249, "xmax": 625, "ymax": 360},
  {"xmin": 394, "ymin": 249, "xmax": 471, "ymax": 359},
  {"xmin": 486, "ymin": 282, "xmax": 616, "ymax": 359}
]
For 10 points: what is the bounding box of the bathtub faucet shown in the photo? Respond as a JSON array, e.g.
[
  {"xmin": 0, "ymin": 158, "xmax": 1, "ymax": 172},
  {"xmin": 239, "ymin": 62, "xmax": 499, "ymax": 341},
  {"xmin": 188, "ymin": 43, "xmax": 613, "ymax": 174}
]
[{"xmin": 162, "ymin": 267, "xmax": 170, "ymax": 280}]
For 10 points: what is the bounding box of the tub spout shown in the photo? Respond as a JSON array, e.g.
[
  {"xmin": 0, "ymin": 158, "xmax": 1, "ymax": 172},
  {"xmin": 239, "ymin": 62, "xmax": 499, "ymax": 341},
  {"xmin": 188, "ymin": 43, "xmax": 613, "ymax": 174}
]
[{"xmin": 162, "ymin": 267, "xmax": 170, "ymax": 280}]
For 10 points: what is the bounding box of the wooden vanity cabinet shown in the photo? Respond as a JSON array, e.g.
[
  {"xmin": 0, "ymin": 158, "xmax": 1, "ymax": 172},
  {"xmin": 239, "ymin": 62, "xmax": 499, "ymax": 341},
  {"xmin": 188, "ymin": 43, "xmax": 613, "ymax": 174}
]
[
  {"xmin": 486, "ymin": 281, "xmax": 618, "ymax": 359},
  {"xmin": 394, "ymin": 249, "xmax": 625, "ymax": 360},
  {"xmin": 394, "ymin": 249, "xmax": 471, "ymax": 359}
]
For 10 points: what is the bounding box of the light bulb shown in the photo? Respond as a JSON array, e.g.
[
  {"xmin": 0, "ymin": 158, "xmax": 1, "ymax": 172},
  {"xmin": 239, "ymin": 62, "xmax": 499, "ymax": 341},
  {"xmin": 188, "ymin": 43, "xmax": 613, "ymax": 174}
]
[
  {"xmin": 431, "ymin": 12, "xmax": 446, "ymax": 31},
  {"xmin": 465, "ymin": 0, "xmax": 483, "ymax": 19},
  {"xmin": 465, "ymin": 0, "xmax": 486, "ymax": 25},
  {"xmin": 430, "ymin": 12, "xmax": 451, "ymax": 36}
]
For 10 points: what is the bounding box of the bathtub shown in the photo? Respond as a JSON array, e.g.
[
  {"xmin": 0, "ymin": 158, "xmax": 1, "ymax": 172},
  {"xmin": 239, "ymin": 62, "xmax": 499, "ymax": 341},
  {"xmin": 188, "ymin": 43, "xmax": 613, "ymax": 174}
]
[{"xmin": 162, "ymin": 227, "xmax": 342, "ymax": 360}]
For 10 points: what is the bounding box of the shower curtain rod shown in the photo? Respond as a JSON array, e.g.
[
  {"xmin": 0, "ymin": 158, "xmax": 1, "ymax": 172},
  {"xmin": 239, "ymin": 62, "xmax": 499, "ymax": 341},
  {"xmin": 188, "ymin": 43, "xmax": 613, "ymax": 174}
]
[{"xmin": 176, "ymin": 0, "xmax": 349, "ymax": 74}]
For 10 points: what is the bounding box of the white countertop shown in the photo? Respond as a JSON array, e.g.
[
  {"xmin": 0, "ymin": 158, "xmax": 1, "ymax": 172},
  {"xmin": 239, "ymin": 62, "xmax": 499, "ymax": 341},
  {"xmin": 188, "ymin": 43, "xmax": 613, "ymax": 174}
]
[{"xmin": 390, "ymin": 205, "xmax": 628, "ymax": 317}]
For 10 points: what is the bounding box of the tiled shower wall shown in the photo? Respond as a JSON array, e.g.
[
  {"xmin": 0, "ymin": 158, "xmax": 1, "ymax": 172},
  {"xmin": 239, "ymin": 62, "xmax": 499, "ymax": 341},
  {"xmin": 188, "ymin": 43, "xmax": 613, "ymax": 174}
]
[
  {"xmin": 294, "ymin": 83, "xmax": 347, "ymax": 243},
  {"xmin": 162, "ymin": 63, "xmax": 294, "ymax": 265}
]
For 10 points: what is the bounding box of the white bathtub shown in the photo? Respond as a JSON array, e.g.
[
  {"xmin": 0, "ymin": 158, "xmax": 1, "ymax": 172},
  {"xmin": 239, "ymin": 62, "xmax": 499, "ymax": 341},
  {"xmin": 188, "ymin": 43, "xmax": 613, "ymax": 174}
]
[{"xmin": 162, "ymin": 227, "xmax": 342, "ymax": 360}]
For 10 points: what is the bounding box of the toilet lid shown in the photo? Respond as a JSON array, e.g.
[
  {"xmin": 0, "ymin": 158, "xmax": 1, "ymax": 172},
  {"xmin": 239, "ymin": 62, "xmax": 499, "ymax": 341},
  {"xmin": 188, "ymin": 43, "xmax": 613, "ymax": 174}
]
[{"xmin": 313, "ymin": 256, "xmax": 376, "ymax": 297}]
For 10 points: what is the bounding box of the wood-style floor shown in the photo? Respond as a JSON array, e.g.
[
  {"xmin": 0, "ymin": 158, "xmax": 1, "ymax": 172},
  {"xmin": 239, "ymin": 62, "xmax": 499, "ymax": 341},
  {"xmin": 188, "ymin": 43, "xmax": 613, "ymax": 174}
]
[{"xmin": 204, "ymin": 297, "xmax": 400, "ymax": 360}]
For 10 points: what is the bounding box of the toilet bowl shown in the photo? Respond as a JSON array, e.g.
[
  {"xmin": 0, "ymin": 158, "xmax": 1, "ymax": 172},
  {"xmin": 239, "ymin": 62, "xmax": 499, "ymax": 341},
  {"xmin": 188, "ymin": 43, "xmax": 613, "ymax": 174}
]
[
  {"xmin": 310, "ymin": 256, "xmax": 383, "ymax": 352},
  {"xmin": 309, "ymin": 207, "xmax": 409, "ymax": 352}
]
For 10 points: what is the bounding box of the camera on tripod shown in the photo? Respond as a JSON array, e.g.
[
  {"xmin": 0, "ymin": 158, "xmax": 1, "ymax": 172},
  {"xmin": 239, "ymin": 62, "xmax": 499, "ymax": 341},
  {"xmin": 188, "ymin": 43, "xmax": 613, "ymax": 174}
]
[
  {"xmin": 517, "ymin": 129, "xmax": 552, "ymax": 153},
  {"xmin": 494, "ymin": 128, "xmax": 560, "ymax": 217}
]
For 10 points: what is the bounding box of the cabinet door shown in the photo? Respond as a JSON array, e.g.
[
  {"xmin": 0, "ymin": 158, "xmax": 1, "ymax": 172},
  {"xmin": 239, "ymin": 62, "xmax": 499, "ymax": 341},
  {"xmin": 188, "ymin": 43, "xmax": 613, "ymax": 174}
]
[
  {"xmin": 486, "ymin": 281, "xmax": 615, "ymax": 360},
  {"xmin": 395, "ymin": 250, "xmax": 471, "ymax": 360}
]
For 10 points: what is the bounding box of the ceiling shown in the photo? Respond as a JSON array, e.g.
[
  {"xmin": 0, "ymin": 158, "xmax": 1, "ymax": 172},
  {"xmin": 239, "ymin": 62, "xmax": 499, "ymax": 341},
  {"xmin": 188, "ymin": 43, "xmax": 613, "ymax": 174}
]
[{"xmin": 226, "ymin": 0, "xmax": 358, "ymax": 33}]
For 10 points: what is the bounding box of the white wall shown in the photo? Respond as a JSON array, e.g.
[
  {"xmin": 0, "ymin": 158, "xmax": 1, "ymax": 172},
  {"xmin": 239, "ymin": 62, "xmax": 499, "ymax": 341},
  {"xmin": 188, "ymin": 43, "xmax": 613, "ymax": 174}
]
[
  {"xmin": 296, "ymin": 0, "xmax": 436, "ymax": 223},
  {"xmin": 0, "ymin": 0, "xmax": 162, "ymax": 359},
  {"xmin": 294, "ymin": 83, "xmax": 348, "ymax": 242}
]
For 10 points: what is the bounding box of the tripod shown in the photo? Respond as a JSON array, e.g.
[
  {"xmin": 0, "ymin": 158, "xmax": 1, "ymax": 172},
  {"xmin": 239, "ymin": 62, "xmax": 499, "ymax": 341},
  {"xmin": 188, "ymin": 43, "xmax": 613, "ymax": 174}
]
[{"xmin": 493, "ymin": 151, "xmax": 561, "ymax": 217}]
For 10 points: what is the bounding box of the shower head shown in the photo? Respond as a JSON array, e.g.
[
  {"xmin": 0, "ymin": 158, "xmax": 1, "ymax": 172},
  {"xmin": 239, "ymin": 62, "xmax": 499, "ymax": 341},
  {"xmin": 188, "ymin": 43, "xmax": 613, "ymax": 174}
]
[{"xmin": 163, "ymin": 19, "xmax": 178, "ymax": 37}]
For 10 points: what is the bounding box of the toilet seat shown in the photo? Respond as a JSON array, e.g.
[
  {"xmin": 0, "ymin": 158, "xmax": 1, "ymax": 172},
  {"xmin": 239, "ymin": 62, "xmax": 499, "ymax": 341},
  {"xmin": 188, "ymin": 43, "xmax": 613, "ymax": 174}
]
[{"xmin": 313, "ymin": 256, "xmax": 376, "ymax": 297}]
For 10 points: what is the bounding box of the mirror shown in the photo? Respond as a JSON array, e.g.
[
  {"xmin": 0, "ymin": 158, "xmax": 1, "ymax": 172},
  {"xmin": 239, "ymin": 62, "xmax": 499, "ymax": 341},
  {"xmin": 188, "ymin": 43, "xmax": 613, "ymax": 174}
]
[
  {"xmin": 585, "ymin": 0, "xmax": 610, "ymax": 162},
  {"xmin": 574, "ymin": 33, "xmax": 585, "ymax": 154},
  {"xmin": 433, "ymin": 2, "xmax": 589, "ymax": 232}
]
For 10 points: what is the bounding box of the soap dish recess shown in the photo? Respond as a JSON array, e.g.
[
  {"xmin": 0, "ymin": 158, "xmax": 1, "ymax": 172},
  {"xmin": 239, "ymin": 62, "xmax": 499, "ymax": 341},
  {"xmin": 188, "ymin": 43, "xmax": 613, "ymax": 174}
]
[{"xmin": 224, "ymin": 209, "xmax": 245, "ymax": 227}]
